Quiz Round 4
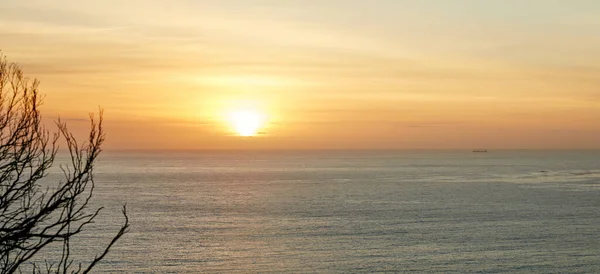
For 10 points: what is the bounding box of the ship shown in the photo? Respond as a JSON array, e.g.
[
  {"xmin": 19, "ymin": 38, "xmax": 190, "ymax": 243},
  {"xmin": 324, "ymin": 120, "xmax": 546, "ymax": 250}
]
[{"xmin": 472, "ymin": 149, "xmax": 488, "ymax": 153}]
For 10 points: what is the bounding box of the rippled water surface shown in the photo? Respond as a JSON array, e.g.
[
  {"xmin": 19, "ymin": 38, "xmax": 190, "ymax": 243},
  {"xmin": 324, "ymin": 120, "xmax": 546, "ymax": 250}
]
[{"xmin": 50, "ymin": 150, "xmax": 600, "ymax": 273}]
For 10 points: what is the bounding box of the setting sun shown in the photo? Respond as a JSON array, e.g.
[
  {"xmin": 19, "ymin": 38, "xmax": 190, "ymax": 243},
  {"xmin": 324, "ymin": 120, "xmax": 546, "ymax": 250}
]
[
  {"xmin": 228, "ymin": 110, "xmax": 265, "ymax": 136},
  {"xmin": 4, "ymin": 1, "xmax": 600, "ymax": 272}
]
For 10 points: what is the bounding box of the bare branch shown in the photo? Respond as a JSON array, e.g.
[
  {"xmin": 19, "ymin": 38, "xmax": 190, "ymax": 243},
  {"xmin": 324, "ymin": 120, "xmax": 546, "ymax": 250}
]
[{"xmin": 0, "ymin": 52, "xmax": 128, "ymax": 273}]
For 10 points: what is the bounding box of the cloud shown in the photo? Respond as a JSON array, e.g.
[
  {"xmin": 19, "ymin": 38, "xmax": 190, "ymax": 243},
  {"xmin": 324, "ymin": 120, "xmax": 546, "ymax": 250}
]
[{"xmin": 2, "ymin": 0, "xmax": 600, "ymax": 149}]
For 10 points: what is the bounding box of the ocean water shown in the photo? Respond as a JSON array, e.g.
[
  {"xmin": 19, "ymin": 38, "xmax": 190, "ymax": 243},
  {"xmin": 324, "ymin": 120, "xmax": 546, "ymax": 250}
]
[{"xmin": 46, "ymin": 150, "xmax": 600, "ymax": 273}]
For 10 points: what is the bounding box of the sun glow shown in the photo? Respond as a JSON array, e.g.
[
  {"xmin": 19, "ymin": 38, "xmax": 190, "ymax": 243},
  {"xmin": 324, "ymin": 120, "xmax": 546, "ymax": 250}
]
[{"xmin": 228, "ymin": 110, "xmax": 265, "ymax": 136}]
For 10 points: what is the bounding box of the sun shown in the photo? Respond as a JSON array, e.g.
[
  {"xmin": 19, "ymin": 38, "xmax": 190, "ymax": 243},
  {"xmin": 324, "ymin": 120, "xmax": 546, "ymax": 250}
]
[{"xmin": 228, "ymin": 110, "xmax": 265, "ymax": 136}]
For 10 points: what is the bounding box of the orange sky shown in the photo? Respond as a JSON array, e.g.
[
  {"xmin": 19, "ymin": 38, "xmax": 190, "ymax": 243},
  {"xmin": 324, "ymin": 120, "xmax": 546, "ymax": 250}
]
[{"xmin": 1, "ymin": 0, "xmax": 599, "ymax": 149}]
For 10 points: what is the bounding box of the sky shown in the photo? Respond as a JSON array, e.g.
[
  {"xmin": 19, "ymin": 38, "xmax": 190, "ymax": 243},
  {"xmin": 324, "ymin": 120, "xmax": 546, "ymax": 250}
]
[{"xmin": 1, "ymin": 0, "xmax": 599, "ymax": 150}]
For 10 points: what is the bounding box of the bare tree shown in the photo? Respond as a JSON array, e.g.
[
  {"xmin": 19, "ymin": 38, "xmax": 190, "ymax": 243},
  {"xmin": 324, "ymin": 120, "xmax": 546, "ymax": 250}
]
[{"xmin": 0, "ymin": 53, "xmax": 129, "ymax": 273}]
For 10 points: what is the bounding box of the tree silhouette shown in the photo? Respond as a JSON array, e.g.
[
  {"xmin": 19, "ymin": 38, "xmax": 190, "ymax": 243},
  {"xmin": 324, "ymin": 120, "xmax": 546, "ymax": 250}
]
[{"xmin": 0, "ymin": 53, "xmax": 129, "ymax": 273}]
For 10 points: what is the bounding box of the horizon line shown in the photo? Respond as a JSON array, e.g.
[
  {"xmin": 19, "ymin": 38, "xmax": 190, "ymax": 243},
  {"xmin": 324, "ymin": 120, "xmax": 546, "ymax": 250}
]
[{"xmin": 99, "ymin": 148, "xmax": 600, "ymax": 153}]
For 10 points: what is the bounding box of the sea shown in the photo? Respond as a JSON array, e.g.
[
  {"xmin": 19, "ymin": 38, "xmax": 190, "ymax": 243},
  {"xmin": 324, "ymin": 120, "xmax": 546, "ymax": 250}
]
[{"xmin": 42, "ymin": 150, "xmax": 600, "ymax": 273}]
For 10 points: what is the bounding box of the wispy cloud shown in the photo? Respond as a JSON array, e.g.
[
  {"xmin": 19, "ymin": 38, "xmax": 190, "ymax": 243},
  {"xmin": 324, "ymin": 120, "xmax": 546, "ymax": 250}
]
[{"xmin": 2, "ymin": 0, "xmax": 600, "ymax": 149}]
